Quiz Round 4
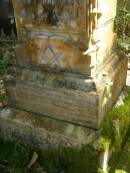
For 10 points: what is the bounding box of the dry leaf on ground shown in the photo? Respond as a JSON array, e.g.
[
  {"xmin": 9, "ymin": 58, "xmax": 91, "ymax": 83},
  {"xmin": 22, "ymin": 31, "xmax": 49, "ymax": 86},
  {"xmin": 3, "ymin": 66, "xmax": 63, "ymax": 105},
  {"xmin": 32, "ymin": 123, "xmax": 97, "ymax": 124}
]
[{"xmin": 28, "ymin": 152, "xmax": 39, "ymax": 169}]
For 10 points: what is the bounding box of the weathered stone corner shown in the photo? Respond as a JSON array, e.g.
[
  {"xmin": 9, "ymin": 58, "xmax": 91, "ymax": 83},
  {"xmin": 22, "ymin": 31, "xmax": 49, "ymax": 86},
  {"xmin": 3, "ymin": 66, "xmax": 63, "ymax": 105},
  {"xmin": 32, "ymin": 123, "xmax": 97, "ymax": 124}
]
[{"xmin": 1, "ymin": 0, "xmax": 128, "ymax": 147}]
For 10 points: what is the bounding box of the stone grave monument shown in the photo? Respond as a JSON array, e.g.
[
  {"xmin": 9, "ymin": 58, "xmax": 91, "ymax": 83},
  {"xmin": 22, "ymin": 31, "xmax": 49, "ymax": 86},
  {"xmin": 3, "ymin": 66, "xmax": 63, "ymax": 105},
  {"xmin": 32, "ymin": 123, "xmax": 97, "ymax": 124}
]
[{"xmin": 1, "ymin": 0, "xmax": 128, "ymax": 147}]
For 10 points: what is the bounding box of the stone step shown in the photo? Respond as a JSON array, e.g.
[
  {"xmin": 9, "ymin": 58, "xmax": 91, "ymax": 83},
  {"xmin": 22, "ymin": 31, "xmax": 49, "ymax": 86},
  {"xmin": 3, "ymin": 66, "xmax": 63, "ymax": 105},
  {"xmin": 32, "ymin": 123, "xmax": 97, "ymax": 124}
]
[{"xmin": 0, "ymin": 108, "xmax": 97, "ymax": 149}]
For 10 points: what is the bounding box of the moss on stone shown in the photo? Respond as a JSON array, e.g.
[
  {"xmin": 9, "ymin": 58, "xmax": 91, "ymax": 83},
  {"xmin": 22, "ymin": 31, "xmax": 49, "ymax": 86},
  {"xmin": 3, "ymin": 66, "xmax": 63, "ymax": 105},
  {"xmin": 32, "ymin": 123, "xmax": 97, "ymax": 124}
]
[{"xmin": 0, "ymin": 89, "xmax": 130, "ymax": 173}]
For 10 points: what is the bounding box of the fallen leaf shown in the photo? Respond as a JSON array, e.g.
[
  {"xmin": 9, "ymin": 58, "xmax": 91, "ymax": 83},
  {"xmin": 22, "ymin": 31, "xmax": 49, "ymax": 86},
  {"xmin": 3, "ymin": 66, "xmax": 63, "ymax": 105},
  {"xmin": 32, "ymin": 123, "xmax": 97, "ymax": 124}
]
[
  {"xmin": 0, "ymin": 102, "xmax": 4, "ymax": 109},
  {"xmin": 28, "ymin": 152, "xmax": 39, "ymax": 169}
]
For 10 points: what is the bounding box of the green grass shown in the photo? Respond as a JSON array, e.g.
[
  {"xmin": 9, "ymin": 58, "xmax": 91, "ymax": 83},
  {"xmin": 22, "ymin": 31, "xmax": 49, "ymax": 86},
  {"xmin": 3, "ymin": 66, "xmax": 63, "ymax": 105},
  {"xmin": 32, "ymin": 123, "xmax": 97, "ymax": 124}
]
[
  {"xmin": 100, "ymin": 89, "xmax": 130, "ymax": 149},
  {"xmin": 99, "ymin": 89, "xmax": 130, "ymax": 172},
  {"xmin": 0, "ymin": 140, "xmax": 99, "ymax": 173},
  {"xmin": 0, "ymin": 89, "xmax": 130, "ymax": 173},
  {"xmin": 0, "ymin": 139, "xmax": 31, "ymax": 173},
  {"xmin": 39, "ymin": 145, "xmax": 99, "ymax": 173},
  {"xmin": 0, "ymin": 43, "xmax": 15, "ymax": 75},
  {"xmin": 0, "ymin": 95, "xmax": 7, "ymax": 103},
  {"xmin": 109, "ymin": 128, "xmax": 130, "ymax": 173}
]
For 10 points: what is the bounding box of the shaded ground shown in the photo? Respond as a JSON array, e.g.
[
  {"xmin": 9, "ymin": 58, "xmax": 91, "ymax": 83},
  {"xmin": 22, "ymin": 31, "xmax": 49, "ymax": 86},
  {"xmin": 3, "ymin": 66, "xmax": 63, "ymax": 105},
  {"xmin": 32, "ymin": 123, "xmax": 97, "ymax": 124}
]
[
  {"xmin": 0, "ymin": 89, "xmax": 129, "ymax": 173},
  {"xmin": 0, "ymin": 139, "xmax": 99, "ymax": 173},
  {"xmin": 1, "ymin": 120, "xmax": 130, "ymax": 173},
  {"xmin": 110, "ymin": 129, "xmax": 130, "ymax": 173},
  {"xmin": 0, "ymin": 45, "xmax": 130, "ymax": 173}
]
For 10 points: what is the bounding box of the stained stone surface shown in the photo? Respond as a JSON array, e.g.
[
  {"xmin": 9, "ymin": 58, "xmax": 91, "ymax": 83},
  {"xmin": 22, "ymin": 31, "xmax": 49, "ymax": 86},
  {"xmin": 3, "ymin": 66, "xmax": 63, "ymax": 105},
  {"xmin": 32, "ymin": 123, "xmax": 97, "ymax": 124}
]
[
  {"xmin": 5, "ymin": 51, "xmax": 128, "ymax": 128},
  {"xmin": 12, "ymin": 0, "xmax": 91, "ymax": 75},
  {"xmin": 15, "ymin": 31, "xmax": 91, "ymax": 74},
  {"xmin": 3, "ymin": 1, "xmax": 128, "ymax": 133},
  {"xmin": 12, "ymin": 0, "xmax": 118, "ymax": 75},
  {"xmin": 12, "ymin": 0, "xmax": 88, "ymax": 32},
  {"xmin": 0, "ymin": 108, "xmax": 97, "ymax": 148},
  {"xmin": 5, "ymin": 69, "xmax": 98, "ymax": 128}
]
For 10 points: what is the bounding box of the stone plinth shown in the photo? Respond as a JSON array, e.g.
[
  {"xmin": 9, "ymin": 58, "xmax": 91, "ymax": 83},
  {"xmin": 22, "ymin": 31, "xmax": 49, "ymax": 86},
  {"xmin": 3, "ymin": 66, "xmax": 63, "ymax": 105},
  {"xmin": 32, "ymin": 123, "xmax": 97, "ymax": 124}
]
[
  {"xmin": 4, "ymin": 0, "xmax": 128, "ymax": 133},
  {"xmin": 0, "ymin": 108, "xmax": 97, "ymax": 148},
  {"xmin": 5, "ymin": 50, "xmax": 128, "ymax": 129}
]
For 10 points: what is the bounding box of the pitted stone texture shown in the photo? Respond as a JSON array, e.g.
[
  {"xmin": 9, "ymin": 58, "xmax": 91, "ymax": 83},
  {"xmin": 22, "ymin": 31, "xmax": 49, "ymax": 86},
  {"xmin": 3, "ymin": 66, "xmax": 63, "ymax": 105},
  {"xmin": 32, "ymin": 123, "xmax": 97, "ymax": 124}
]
[
  {"xmin": 12, "ymin": 0, "xmax": 88, "ymax": 32},
  {"xmin": 12, "ymin": 0, "xmax": 91, "ymax": 75},
  {"xmin": 12, "ymin": 0, "xmax": 118, "ymax": 75},
  {"xmin": 15, "ymin": 32, "xmax": 91, "ymax": 75},
  {"xmin": 5, "ymin": 70, "xmax": 98, "ymax": 128},
  {"xmin": 0, "ymin": 108, "xmax": 97, "ymax": 148},
  {"xmin": 4, "ymin": 0, "xmax": 128, "ymax": 132},
  {"xmin": 5, "ymin": 51, "xmax": 128, "ymax": 129}
]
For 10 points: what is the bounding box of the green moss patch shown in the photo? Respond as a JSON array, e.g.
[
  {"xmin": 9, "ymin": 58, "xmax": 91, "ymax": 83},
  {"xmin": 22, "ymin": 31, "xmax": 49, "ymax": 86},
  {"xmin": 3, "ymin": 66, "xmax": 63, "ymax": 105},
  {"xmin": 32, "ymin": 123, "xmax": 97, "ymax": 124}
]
[
  {"xmin": 100, "ymin": 88, "xmax": 130, "ymax": 172},
  {"xmin": 0, "ymin": 139, "xmax": 99, "ymax": 173},
  {"xmin": 109, "ymin": 129, "xmax": 130, "ymax": 173},
  {"xmin": 100, "ymin": 89, "xmax": 130, "ymax": 143},
  {"xmin": 0, "ymin": 43, "xmax": 15, "ymax": 75}
]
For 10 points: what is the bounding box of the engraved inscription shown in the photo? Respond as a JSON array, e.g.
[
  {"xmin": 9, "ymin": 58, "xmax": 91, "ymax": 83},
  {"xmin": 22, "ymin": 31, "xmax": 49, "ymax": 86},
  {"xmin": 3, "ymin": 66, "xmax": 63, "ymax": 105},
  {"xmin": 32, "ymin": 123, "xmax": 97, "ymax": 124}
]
[
  {"xmin": 53, "ymin": 79, "xmax": 78, "ymax": 90},
  {"xmin": 13, "ymin": 0, "xmax": 90, "ymax": 75},
  {"xmin": 13, "ymin": 0, "xmax": 87, "ymax": 32},
  {"xmin": 20, "ymin": 69, "xmax": 94, "ymax": 92},
  {"xmin": 16, "ymin": 34, "xmax": 90, "ymax": 70}
]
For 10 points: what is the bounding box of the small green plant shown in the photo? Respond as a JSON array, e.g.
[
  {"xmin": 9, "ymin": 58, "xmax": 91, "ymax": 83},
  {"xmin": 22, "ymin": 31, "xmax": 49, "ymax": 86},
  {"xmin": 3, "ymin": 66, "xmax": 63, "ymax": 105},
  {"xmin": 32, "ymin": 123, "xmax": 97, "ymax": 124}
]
[
  {"xmin": 115, "ymin": 0, "xmax": 130, "ymax": 53},
  {"xmin": 0, "ymin": 95, "xmax": 7, "ymax": 103},
  {"xmin": 116, "ymin": 0, "xmax": 130, "ymax": 36},
  {"xmin": 0, "ymin": 139, "xmax": 32, "ymax": 173},
  {"xmin": 0, "ymin": 138, "xmax": 100, "ymax": 173},
  {"xmin": 100, "ymin": 89, "xmax": 130, "ymax": 173},
  {"xmin": 0, "ymin": 43, "xmax": 15, "ymax": 75}
]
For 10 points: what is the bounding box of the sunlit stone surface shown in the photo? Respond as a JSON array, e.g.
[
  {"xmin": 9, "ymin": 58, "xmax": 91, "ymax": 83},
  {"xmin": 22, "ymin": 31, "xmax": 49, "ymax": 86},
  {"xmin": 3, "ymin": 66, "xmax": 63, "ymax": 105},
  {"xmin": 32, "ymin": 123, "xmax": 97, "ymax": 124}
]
[
  {"xmin": 5, "ymin": 0, "xmax": 128, "ymax": 131},
  {"xmin": 13, "ymin": 0, "xmax": 91, "ymax": 74}
]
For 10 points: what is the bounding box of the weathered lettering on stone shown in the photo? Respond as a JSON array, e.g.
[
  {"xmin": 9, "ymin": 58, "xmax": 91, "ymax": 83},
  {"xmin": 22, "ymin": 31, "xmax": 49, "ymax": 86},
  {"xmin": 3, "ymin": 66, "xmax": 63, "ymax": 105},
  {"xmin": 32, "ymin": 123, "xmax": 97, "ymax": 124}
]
[
  {"xmin": 13, "ymin": 0, "xmax": 90, "ymax": 74},
  {"xmin": 5, "ymin": 0, "xmax": 128, "ymax": 130},
  {"xmin": 53, "ymin": 79, "xmax": 79, "ymax": 90},
  {"xmin": 13, "ymin": 0, "xmax": 87, "ymax": 33}
]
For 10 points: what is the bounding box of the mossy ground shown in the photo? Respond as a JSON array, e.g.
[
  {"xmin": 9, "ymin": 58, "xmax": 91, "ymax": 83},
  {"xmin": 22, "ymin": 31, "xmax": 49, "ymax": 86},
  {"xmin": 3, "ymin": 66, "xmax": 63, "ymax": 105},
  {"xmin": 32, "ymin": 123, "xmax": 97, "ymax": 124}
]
[
  {"xmin": 0, "ymin": 43, "xmax": 15, "ymax": 75},
  {"xmin": 0, "ymin": 140, "xmax": 99, "ymax": 173},
  {"xmin": 100, "ymin": 89, "xmax": 130, "ymax": 173},
  {"xmin": 109, "ymin": 128, "xmax": 130, "ymax": 173},
  {"xmin": 0, "ymin": 89, "xmax": 130, "ymax": 173},
  {"xmin": 0, "ymin": 42, "xmax": 130, "ymax": 173},
  {"xmin": 0, "ymin": 2, "xmax": 130, "ymax": 171}
]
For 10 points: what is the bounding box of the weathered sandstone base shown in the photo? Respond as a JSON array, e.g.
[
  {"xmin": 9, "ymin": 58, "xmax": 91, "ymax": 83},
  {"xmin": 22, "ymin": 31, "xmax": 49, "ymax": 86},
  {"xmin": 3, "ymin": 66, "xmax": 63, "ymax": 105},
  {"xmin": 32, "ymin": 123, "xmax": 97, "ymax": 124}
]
[
  {"xmin": 4, "ymin": 51, "xmax": 128, "ymax": 129},
  {"xmin": 0, "ymin": 108, "xmax": 97, "ymax": 148}
]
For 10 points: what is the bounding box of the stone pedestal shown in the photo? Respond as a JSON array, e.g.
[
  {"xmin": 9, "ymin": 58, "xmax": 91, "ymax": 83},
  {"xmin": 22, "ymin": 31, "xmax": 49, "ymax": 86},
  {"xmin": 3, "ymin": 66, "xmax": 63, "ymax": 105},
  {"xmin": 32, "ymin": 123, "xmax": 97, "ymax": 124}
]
[
  {"xmin": 5, "ymin": 50, "xmax": 127, "ymax": 129},
  {"xmin": 3, "ymin": 0, "xmax": 128, "ymax": 139}
]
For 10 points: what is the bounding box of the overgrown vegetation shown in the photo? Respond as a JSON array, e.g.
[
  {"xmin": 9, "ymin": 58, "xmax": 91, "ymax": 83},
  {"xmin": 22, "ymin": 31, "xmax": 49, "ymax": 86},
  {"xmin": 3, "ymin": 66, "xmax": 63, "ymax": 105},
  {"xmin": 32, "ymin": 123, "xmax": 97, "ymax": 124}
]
[
  {"xmin": 0, "ymin": 43, "xmax": 15, "ymax": 104},
  {"xmin": 115, "ymin": 0, "xmax": 130, "ymax": 53},
  {"xmin": 0, "ymin": 43, "xmax": 15, "ymax": 75},
  {"xmin": 110, "ymin": 129, "xmax": 130, "ymax": 173},
  {"xmin": 100, "ymin": 90, "xmax": 130, "ymax": 142},
  {"xmin": 0, "ymin": 140, "xmax": 32, "ymax": 173},
  {"xmin": 0, "ymin": 0, "xmax": 130, "ymax": 173},
  {"xmin": 0, "ymin": 140, "xmax": 99, "ymax": 173},
  {"xmin": 0, "ymin": 89, "xmax": 130, "ymax": 173},
  {"xmin": 100, "ymin": 89, "xmax": 130, "ymax": 173}
]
